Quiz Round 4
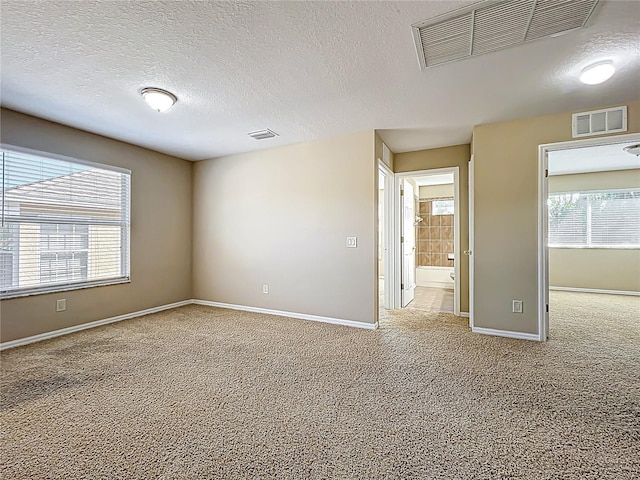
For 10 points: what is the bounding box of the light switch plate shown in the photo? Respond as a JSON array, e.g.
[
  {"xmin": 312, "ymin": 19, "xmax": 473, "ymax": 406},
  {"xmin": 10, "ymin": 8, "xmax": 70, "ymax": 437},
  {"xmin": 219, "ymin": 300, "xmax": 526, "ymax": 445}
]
[{"xmin": 346, "ymin": 236, "xmax": 357, "ymax": 248}]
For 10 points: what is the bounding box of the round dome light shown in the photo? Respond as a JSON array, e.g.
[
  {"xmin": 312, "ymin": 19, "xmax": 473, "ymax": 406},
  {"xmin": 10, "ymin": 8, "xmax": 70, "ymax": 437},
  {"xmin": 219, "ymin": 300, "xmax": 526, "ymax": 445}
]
[
  {"xmin": 579, "ymin": 61, "xmax": 615, "ymax": 85},
  {"xmin": 140, "ymin": 87, "xmax": 177, "ymax": 112}
]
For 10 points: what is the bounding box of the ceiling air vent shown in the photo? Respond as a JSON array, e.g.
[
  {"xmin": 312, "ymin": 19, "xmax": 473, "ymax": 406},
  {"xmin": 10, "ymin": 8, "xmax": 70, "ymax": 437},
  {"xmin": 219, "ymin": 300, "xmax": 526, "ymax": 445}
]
[
  {"xmin": 247, "ymin": 129, "xmax": 279, "ymax": 140},
  {"xmin": 572, "ymin": 106, "xmax": 627, "ymax": 138},
  {"xmin": 412, "ymin": 0, "xmax": 600, "ymax": 69}
]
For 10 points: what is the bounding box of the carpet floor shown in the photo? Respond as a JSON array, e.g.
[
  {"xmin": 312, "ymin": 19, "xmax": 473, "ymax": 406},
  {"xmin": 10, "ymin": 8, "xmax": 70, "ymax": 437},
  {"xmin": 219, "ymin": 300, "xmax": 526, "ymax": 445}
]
[{"xmin": 1, "ymin": 291, "xmax": 639, "ymax": 479}]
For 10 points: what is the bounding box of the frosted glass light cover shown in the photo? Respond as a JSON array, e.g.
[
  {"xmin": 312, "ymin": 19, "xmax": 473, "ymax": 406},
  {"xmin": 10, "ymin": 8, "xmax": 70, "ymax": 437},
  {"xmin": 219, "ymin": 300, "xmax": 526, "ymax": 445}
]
[
  {"xmin": 141, "ymin": 88, "xmax": 177, "ymax": 112},
  {"xmin": 580, "ymin": 61, "xmax": 615, "ymax": 85}
]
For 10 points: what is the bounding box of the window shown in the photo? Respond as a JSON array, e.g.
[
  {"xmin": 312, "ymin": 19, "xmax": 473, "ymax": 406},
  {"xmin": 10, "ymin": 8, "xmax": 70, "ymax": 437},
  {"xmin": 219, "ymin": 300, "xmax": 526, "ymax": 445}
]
[
  {"xmin": 548, "ymin": 189, "xmax": 640, "ymax": 248},
  {"xmin": 1, "ymin": 146, "xmax": 131, "ymax": 298},
  {"xmin": 40, "ymin": 224, "xmax": 89, "ymax": 283},
  {"xmin": 431, "ymin": 199, "xmax": 454, "ymax": 215}
]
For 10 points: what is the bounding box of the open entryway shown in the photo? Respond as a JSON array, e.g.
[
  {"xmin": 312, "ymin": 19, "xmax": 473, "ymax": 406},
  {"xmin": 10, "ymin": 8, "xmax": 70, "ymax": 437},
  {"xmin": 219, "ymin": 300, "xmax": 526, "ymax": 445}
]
[
  {"xmin": 538, "ymin": 133, "xmax": 640, "ymax": 341},
  {"xmin": 392, "ymin": 167, "xmax": 461, "ymax": 316}
]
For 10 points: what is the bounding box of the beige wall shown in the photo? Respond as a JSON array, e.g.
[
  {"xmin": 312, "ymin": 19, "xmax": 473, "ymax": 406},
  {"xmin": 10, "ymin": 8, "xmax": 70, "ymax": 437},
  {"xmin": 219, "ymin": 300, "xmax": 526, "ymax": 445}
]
[
  {"xmin": 419, "ymin": 184, "xmax": 455, "ymax": 199},
  {"xmin": 549, "ymin": 169, "xmax": 640, "ymax": 192},
  {"xmin": 0, "ymin": 109, "xmax": 193, "ymax": 343},
  {"xmin": 472, "ymin": 100, "xmax": 640, "ymax": 334},
  {"xmin": 549, "ymin": 248, "xmax": 640, "ymax": 292},
  {"xmin": 193, "ymin": 130, "xmax": 377, "ymax": 325},
  {"xmin": 394, "ymin": 144, "xmax": 471, "ymax": 313},
  {"xmin": 548, "ymin": 169, "xmax": 640, "ymax": 292}
]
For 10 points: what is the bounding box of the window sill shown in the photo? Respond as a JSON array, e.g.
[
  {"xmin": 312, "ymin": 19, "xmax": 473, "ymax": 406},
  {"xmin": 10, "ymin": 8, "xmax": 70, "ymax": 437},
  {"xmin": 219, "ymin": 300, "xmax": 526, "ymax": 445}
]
[{"xmin": 0, "ymin": 278, "xmax": 131, "ymax": 300}]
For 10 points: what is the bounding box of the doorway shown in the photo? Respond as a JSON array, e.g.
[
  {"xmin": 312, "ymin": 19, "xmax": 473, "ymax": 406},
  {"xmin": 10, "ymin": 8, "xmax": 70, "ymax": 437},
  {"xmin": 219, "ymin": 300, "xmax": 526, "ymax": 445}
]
[
  {"xmin": 393, "ymin": 167, "xmax": 461, "ymax": 316},
  {"xmin": 538, "ymin": 133, "xmax": 640, "ymax": 340}
]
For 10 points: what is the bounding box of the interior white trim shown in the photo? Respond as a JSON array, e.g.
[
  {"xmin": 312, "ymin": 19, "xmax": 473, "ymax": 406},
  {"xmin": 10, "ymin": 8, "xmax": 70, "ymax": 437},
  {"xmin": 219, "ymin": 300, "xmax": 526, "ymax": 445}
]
[
  {"xmin": 193, "ymin": 300, "xmax": 377, "ymax": 330},
  {"xmin": 378, "ymin": 160, "xmax": 395, "ymax": 311},
  {"xmin": 538, "ymin": 132, "xmax": 640, "ymax": 343},
  {"xmin": 550, "ymin": 286, "xmax": 640, "ymax": 296},
  {"xmin": 0, "ymin": 300, "xmax": 193, "ymax": 351},
  {"xmin": 460, "ymin": 311, "xmax": 469, "ymax": 318},
  {"xmin": 0, "ymin": 143, "xmax": 132, "ymax": 174},
  {"xmin": 393, "ymin": 167, "xmax": 460, "ymax": 316},
  {"xmin": 1, "ymin": 298, "xmax": 379, "ymax": 351},
  {"xmin": 468, "ymin": 154, "xmax": 474, "ymax": 330},
  {"xmin": 472, "ymin": 327, "xmax": 539, "ymax": 341}
]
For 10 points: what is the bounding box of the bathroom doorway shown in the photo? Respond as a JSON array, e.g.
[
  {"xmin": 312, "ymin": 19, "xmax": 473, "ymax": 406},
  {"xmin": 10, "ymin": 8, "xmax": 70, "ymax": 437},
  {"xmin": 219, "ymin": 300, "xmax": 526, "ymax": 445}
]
[{"xmin": 394, "ymin": 167, "xmax": 461, "ymax": 315}]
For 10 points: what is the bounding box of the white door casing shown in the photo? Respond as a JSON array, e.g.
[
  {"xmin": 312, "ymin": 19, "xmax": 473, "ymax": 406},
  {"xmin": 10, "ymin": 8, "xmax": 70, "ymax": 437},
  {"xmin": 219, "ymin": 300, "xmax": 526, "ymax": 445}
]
[
  {"xmin": 468, "ymin": 155, "xmax": 474, "ymax": 328},
  {"xmin": 401, "ymin": 180, "xmax": 415, "ymax": 307},
  {"xmin": 537, "ymin": 132, "xmax": 640, "ymax": 342},
  {"xmin": 378, "ymin": 160, "xmax": 395, "ymax": 310}
]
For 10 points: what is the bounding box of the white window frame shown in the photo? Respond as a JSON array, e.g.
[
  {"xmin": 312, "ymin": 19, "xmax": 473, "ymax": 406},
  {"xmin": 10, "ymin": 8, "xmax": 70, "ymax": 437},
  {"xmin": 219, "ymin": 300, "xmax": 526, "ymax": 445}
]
[{"xmin": 0, "ymin": 144, "xmax": 131, "ymax": 299}]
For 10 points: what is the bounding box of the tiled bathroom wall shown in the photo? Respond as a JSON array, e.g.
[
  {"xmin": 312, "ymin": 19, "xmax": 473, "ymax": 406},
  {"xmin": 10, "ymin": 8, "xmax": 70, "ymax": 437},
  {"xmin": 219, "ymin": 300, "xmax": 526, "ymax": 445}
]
[{"xmin": 416, "ymin": 198, "xmax": 454, "ymax": 267}]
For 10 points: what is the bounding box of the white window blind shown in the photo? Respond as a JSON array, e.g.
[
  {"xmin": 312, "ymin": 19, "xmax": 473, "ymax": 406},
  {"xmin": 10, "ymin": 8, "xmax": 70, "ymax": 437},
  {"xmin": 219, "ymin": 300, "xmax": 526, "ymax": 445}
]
[
  {"xmin": 1, "ymin": 146, "xmax": 130, "ymax": 298},
  {"xmin": 549, "ymin": 189, "xmax": 640, "ymax": 248}
]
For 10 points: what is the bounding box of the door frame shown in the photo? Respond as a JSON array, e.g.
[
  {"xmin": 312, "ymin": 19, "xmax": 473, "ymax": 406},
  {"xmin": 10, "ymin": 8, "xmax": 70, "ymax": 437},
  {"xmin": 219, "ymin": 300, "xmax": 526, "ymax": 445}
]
[
  {"xmin": 393, "ymin": 167, "xmax": 461, "ymax": 316},
  {"xmin": 378, "ymin": 160, "xmax": 395, "ymax": 310},
  {"xmin": 468, "ymin": 155, "xmax": 474, "ymax": 329},
  {"xmin": 537, "ymin": 132, "xmax": 640, "ymax": 341},
  {"xmin": 400, "ymin": 179, "xmax": 416, "ymax": 307}
]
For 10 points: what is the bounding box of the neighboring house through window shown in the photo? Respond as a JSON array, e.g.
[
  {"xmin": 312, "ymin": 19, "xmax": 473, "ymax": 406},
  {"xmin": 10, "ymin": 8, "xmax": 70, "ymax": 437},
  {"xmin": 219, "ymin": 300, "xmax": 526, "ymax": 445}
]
[
  {"xmin": 39, "ymin": 223, "xmax": 89, "ymax": 284},
  {"xmin": 0, "ymin": 146, "xmax": 131, "ymax": 298},
  {"xmin": 549, "ymin": 189, "xmax": 640, "ymax": 248}
]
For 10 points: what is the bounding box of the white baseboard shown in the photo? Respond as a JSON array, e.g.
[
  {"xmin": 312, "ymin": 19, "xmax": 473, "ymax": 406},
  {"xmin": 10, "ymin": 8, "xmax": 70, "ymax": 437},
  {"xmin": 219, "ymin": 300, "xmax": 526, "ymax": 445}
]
[
  {"xmin": 459, "ymin": 311, "xmax": 469, "ymax": 318},
  {"xmin": 193, "ymin": 300, "xmax": 377, "ymax": 330},
  {"xmin": 550, "ymin": 286, "xmax": 640, "ymax": 296},
  {"xmin": 0, "ymin": 300, "xmax": 193, "ymax": 351},
  {"xmin": 472, "ymin": 327, "xmax": 540, "ymax": 341},
  {"xmin": 1, "ymin": 298, "xmax": 379, "ymax": 351}
]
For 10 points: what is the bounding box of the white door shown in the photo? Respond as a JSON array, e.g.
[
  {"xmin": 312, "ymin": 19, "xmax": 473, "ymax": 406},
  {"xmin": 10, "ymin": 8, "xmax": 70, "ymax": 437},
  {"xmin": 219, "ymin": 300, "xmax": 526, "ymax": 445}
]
[
  {"xmin": 468, "ymin": 155, "xmax": 474, "ymax": 328},
  {"xmin": 401, "ymin": 180, "xmax": 415, "ymax": 307}
]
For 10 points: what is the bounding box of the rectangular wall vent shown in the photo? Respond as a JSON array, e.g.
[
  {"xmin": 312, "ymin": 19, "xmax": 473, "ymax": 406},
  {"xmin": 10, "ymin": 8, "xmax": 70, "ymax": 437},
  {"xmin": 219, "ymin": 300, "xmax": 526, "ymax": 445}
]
[
  {"xmin": 572, "ymin": 106, "xmax": 627, "ymax": 138},
  {"xmin": 247, "ymin": 129, "xmax": 279, "ymax": 140},
  {"xmin": 412, "ymin": 0, "xmax": 600, "ymax": 69}
]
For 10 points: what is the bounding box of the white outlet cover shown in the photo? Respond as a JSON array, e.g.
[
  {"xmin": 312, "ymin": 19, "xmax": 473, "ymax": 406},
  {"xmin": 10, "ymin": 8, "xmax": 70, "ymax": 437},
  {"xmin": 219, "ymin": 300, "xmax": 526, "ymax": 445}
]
[
  {"xmin": 512, "ymin": 300, "xmax": 523, "ymax": 314},
  {"xmin": 56, "ymin": 299, "xmax": 67, "ymax": 312},
  {"xmin": 346, "ymin": 236, "xmax": 357, "ymax": 248}
]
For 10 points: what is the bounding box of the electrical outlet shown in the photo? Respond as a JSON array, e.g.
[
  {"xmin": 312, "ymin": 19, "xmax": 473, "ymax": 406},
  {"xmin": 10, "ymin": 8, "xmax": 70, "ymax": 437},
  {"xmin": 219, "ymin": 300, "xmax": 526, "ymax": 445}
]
[
  {"xmin": 512, "ymin": 300, "xmax": 523, "ymax": 314},
  {"xmin": 346, "ymin": 236, "xmax": 357, "ymax": 248},
  {"xmin": 56, "ymin": 299, "xmax": 67, "ymax": 312},
  {"xmin": 262, "ymin": 284, "xmax": 269, "ymax": 295}
]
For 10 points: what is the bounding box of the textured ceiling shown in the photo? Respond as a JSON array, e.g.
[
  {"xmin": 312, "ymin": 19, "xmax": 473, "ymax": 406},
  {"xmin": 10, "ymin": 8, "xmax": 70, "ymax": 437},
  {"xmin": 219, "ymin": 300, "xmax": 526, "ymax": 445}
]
[{"xmin": 1, "ymin": 1, "xmax": 639, "ymax": 161}]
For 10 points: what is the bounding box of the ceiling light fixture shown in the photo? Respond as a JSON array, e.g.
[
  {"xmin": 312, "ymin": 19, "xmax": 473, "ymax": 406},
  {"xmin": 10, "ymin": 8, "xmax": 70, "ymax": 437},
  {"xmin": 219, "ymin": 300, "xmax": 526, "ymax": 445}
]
[
  {"xmin": 579, "ymin": 61, "xmax": 615, "ymax": 85},
  {"xmin": 140, "ymin": 87, "xmax": 177, "ymax": 112}
]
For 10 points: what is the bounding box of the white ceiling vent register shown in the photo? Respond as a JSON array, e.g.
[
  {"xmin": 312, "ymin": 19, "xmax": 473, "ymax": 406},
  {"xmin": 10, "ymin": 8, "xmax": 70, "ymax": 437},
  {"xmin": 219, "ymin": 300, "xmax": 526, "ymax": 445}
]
[
  {"xmin": 247, "ymin": 129, "xmax": 279, "ymax": 140},
  {"xmin": 412, "ymin": 0, "xmax": 600, "ymax": 69},
  {"xmin": 572, "ymin": 106, "xmax": 627, "ymax": 138}
]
